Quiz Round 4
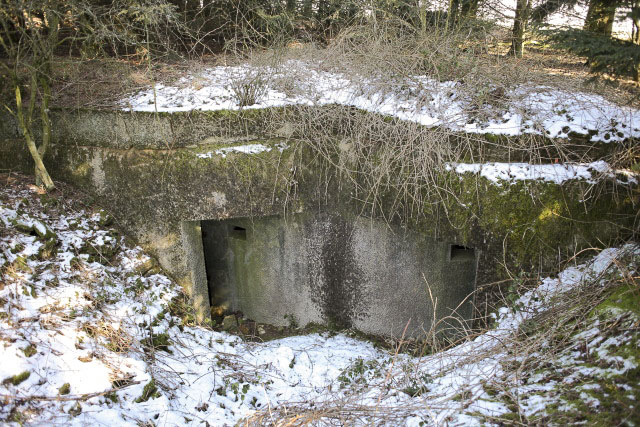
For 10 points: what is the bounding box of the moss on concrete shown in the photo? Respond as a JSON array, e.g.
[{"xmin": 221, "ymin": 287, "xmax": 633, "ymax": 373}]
[
  {"xmin": 418, "ymin": 172, "xmax": 637, "ymax": 284},
  {"xmin": 39, "ymin": 136, "xmax": 301, "ymax": 322},
  {"xmin": 593, "ymin": 283, "xmax": 640, "ymax": 318},
  {"xmin": 44, "ymin": 107, "xmax": 299, "ymax": 150}
]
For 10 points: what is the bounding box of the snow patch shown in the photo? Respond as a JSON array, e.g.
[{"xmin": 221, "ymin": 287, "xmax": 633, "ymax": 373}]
[
  {"xmin": 446, "ymin": 161, "xmax": 638, "ymax": 185},
  {"xmin": 197, "ymin": 142, "xmax": 290, "ymax": 159},
  {"xmin": 121, "ymin": 62, "xmax": 640, "ymax": 143}
]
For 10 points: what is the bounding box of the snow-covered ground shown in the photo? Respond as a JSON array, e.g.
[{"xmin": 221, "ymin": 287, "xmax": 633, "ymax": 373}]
[
  {"xmin": 447, "ymin": 160, "xmax": 638, "ymax": 185},
  {"xmin": 1, "ymin": 176, "xmax": 639, "ymax": 425},
  {"xmin": 121, "ymin": 61, "xmax": 640, "ymax": 144}
]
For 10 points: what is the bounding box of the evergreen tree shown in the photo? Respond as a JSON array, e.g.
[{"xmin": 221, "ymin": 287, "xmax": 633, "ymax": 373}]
[
  {"xmin": 526, "ymin": 0, "xmax": 638, "ymax": 80},
  {"xmin": 584, "ymin": 0, "xmax": 618, "ymax": 35},
  {"xmin": 549, "ymin": 28, "xmax": 640, "ymax": 80},
  {"xmin": 530, "ymin": 0, "xmax": 580, "ymax": 23}
]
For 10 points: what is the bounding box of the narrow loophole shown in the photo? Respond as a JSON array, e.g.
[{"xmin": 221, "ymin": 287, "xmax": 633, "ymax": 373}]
[{"xmin": 230, "ymin": 226, "xmax": 247, "ymax": 240}]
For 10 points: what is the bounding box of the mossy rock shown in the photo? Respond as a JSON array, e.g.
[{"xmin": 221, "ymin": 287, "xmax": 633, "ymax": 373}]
[
  {"xmin": 135, "ymin": 380, "xmax": 161, "ymax": 403},
  {"xmin": 33, "ymin": 221, "xmax": 56, "ymax": 240},
  {"xmin": 13, "ymin": 220, "xmax": 34, "ymax": 235},
  {"xmin": 12, "ymin": 218, "xmax": 57, "ymax": 241},
  {"xmin": 58, "ymin": 382, "xmax": 71, "ymax": 395},
  {"xmin": 2, "ymin": 371, "xmax": 30, "ymax": 386},
  {"xmin": 38, "ymin": 237, "xmax": 59, "ymax": 260}
]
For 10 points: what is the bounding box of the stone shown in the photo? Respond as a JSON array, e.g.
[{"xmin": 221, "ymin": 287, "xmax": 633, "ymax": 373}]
[
  {"xmin": 221, "ymin": 315, "xmax": 236, "ymax": 331},
  {"xmin": 97, "ymin": 210, "xmax": 114, "ymax": 227}
]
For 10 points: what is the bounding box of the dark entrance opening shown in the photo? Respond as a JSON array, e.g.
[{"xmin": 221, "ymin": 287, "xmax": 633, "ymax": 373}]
[
  {"xmin": 449, "ymin": 244, "xmax": 475, "ymax": 261},
  {"xmin": 201, "ymin": 219, "xmax": 248, "ymax": 318}
]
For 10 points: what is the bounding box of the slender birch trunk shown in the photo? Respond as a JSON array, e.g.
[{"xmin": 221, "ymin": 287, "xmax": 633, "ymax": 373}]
[{"xmin": 15, "ymin": 86, "xmax": 55, "ymax": 191}]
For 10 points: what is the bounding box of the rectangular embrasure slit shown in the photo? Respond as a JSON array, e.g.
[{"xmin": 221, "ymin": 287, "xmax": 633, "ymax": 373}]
[
  {"xmin": 450, "ymin": 244, "xmax": 474, "ymax": 261},
  {"xmin": 230, "ymin": 225, "xmax": 247, "ymax": 240}
]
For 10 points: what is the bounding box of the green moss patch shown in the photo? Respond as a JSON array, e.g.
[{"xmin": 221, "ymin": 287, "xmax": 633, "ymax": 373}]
[
  {"xmin": 58, "ymin": 383, "xmax": 71, "ymax": 395},
  {"xmin": 593, "ymin": 284, "xmax": 640, "ymax": 318},
  {"xmin": 135, "ymin": 380, "xmax": 161, "ymax": 403},
  {"xmin": 21, "ymin": 345, "xmax": 37, "ymax": 358},
  {"xmin": 2, "ymin": 371, "xmax": 30, "ymax": 386}
]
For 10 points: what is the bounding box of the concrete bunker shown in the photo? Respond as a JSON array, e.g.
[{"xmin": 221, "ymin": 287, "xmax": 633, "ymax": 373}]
[
  {"xmin": 0, "ymin": 107, "xmax": 635, "ymax": 337},
  {"xmin": 199, "ymin": 214, "xmax": 478, "ymax": 337}
]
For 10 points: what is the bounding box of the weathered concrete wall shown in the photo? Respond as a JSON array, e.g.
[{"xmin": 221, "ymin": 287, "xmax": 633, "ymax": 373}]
[
  {"xmin": 202, "ymin": 214, "xmax": 476, "ymax": 336},
  {"xmin": 47, "ymin": 108, "xmax": 288, "ymax": 149},
  {"xmin": 0, "ymin": 108, "xmax": 637, "ymax": 336},
  {"xmin": 45, "ymin": 141, "xmax": 296, "ymax": 323}
]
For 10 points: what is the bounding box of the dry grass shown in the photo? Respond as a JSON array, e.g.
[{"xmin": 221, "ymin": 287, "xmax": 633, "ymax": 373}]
[{"xmin": 230, "ymin": 20, "xmax": 640, "ymax": 231}]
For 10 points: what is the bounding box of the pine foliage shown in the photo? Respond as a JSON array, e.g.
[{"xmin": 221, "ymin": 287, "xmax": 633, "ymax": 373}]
[{"xmin": 549, "ymin": 28, "xmax": 640, "ymax": 80}]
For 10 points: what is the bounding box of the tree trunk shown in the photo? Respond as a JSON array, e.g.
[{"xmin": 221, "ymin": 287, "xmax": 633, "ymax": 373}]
[
  {"xmin": 38, "ymin": 77, "xmax": 52, "ymax": 160},
  {"xmin": 632, "ymin": 0, "xmax": 639, "ymax": 81},
  {"xmin": 632, "ymin": 0, "xmax": 639, "ymax": 44},
  {"xmin": 15, "ymin": 86, "xmax": 55, "ymax": 191},
  {"xmin": 509, "ymin": 0, "xmax": 530, "ymax": 57},
  {"xmin": 584, "ymin": 0, "xmax": 617, "ymax": 36}
]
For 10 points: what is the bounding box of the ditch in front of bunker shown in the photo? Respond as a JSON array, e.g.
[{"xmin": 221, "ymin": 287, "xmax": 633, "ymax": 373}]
[{"xmin": 197, "ymin": 214, "xmax": 478, "ymax": 349}]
